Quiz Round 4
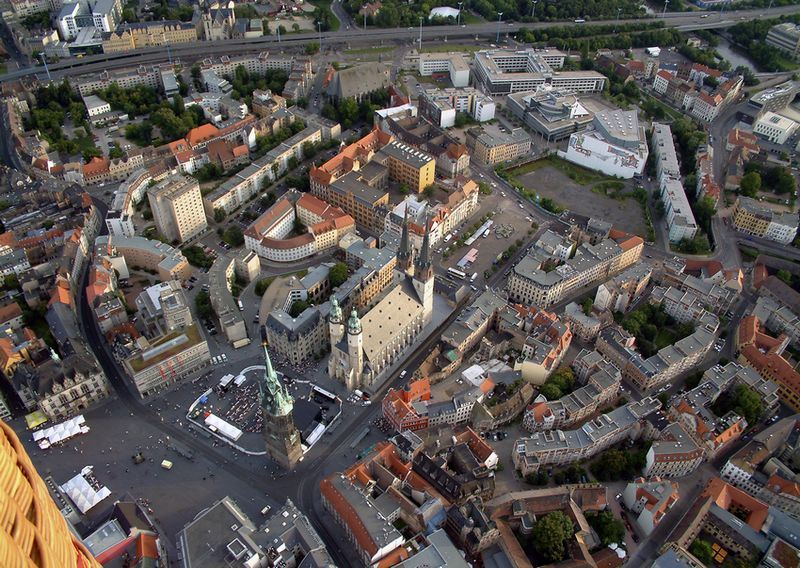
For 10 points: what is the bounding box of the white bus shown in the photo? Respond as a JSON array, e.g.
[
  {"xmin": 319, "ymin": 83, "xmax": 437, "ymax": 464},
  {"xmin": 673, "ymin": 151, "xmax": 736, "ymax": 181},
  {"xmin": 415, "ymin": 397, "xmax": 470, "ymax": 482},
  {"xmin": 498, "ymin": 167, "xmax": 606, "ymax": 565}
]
[
  {"xmin": 448, "ymin": 268, "xmax": 467, "ymax": 280},
  {"xmin": 470, "ymin": 272, "xmax": 478, "ymax": 283}
]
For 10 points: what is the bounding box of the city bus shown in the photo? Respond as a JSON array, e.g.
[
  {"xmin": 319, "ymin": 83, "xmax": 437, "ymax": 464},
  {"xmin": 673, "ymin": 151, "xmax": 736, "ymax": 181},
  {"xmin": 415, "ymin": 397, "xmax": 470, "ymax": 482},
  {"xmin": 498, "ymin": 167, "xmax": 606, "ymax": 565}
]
[{"xmin": 448, "ymin": 268, "xmax": 467, "ymax": 280}]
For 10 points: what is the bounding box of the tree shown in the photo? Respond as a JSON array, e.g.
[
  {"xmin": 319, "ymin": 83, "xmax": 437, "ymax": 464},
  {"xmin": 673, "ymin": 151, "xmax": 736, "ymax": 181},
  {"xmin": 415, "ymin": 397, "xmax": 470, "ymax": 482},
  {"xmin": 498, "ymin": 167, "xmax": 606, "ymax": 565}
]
[
  {"xmin": 531, "ymin": 512, "xmax": 574, "ymax": 563},
  {"xmin": 454, "ymin": 112, "xmax": 469, "ymax": 128},
  {"xmin": 3, "ymin": 274, "xmax": 19, "ymax": 290},
  {"xmin": 539, "ymin": 383, "xmax": 562, "ymax": 401},
  {"xmin": 689, "ymin": 539, "xmax": 714, "ymax": 565},
  {"xmin": 586, "ymin": 510, "xmax": 625, "ymax": 546},
  {"xmin": 195, "ymin": 290, "xmax": 213, "ymax": 319},
  {"xmin": 730, "ymin": 384, "xmax": 763, "ymax": 427},
  {"xmin": 590, "ymin": 449, "xmax": 629, "ymax": 481},
  {"xmin": 777, "ymin": 269, "xmax": 793, "ymax": 285},
  {"xmin": 399, "ymin": 183, "xmax": 410, "ymax": 195},
  {"xmin": 329, "ymin": 262, "xmax": 349, "ymax": 287},
  {"xmin": 222, "ymin": 226, "xmax": 244, "ymax": 247},
  {"xmin": 305, "ymin": 41, "xmax": 320, "ymax": 55},
  {"xmin": 289, "ymin": 300, "xmax": 310, "ymax": 317},
  {"xmin": 740, "ymin": 171, "xmax": 762, "ymax": 197},
  {"xmin": 582, "ymin": 297, "xmax": 593, "ymax": 316},
  {"xmin": 423, "ymin": 185, "xmax": 435, "ymax": 199},
  {"xmin": 549, "ymin": 366, "xmax": 574, "ymax": 395},
  {"xmin": 214, "ymin": 208, "xmax": 226, "ymax": 223}
]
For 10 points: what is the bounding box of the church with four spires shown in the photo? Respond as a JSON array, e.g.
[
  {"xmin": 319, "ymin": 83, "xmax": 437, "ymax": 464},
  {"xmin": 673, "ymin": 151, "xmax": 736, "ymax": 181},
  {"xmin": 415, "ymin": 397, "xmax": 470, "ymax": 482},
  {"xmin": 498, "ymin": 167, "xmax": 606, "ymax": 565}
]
[{"xmin": 327, "ymin": 213, "xmax": 435, "ymax": 392}]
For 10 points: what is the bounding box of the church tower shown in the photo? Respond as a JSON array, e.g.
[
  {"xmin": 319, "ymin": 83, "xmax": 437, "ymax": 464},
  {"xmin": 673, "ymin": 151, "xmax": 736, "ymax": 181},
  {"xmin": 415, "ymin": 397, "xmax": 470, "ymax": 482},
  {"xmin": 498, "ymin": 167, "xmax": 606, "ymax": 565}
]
[
  {"xmin": 346, "ymin": 308, "xmax": 364, "ymax": 391},
  {"xmin": 328, "ymin": 296, "xmax": 345, "ymax": 346},
  {"xmin": 258, "ymin": 337, "xmax": 303, "ymax": 470},
  {"xmin": 413, "ymin": 223, "xmax": 435, "ymax": 325},
  {"xmin": 397, "ymin": 206, "xmax": 413, "ymax": 275}
]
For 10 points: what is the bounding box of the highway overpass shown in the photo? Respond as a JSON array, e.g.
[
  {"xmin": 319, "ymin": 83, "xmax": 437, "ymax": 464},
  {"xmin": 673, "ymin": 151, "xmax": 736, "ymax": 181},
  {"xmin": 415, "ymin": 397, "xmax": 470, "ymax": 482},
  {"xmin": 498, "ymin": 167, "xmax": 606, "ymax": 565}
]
[{"xmin": 1, "ymin": 4, "xmax": 798, "ymax": 84}]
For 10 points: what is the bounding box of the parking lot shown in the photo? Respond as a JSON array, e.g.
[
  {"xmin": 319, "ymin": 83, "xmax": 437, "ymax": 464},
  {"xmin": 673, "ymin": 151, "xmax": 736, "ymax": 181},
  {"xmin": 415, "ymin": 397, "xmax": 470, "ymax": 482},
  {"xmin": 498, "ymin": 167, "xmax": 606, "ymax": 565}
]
[{"xmin": 435, "ymin": 187, "xmax": 542, "ymax": 288}]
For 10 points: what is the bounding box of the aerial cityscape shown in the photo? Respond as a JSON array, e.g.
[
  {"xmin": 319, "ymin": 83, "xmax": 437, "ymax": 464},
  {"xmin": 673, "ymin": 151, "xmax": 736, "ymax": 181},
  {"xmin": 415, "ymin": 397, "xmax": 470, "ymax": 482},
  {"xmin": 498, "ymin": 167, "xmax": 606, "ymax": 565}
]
[{"xmin": 3, "ymin": 0, "xmax": 800, "ymax": 566}]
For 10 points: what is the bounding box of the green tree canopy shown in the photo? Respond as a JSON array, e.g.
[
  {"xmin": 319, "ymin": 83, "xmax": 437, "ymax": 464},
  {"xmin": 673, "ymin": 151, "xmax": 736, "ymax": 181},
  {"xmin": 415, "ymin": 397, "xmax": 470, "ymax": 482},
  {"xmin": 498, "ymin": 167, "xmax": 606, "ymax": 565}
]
[
  {"xmin": 329, "ymin": 262, "xmax": 349, "ymax": 287},
  {"xmin": 740, "ymin": 171, "xmax": 762, "ymax": 197},
  {"xmin": 586, "ymin": 510, "xmax": 625, "ymax": 546},
  {"xmin": 531, "ymin": 511, "xmax": 575, "ymax": 563}
]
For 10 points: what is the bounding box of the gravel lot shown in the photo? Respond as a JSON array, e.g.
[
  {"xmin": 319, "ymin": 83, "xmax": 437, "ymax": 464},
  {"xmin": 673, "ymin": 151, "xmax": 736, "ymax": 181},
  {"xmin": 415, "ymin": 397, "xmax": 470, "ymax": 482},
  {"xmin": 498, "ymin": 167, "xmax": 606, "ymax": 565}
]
[{"xmin": 517, "ymin": 166, "xmax": 647, "ymax": 237}]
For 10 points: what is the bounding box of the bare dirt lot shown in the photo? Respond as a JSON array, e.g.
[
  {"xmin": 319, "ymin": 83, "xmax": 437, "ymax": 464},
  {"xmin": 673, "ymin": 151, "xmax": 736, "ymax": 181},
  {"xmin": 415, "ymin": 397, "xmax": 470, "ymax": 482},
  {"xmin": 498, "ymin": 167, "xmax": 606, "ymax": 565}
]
[{"xmin": 516, "ymin": 165, "xmax": 647, "ymax": 237}]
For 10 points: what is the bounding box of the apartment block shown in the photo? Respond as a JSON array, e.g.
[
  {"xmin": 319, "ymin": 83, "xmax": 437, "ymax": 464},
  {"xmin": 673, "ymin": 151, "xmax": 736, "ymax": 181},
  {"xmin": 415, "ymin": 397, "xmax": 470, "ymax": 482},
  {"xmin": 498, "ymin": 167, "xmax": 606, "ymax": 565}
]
[
  {"xmin": 732, "ymin": 197, "xmax": 798, "ymax": 245},
  {"xmin": 466, "ymin": 124, "xmax": 531, "ymax": 166},
  {"xmin": 512, "ymin": 398, "xmax": 660, "ymax": 475},
  {"xmin": 644, "ymin": 422, "xmax": 704, "ymax": 478},
  {"xmin": 147, "ymin": 174, "xmax": 207, "ymax": 244},
  {"xmin": 622, "ymin": 477, "xmax": 679, "ymax": 536},
  {"xmin": 597, "ymin": 312, "xmax": 719, "ymax": 393},
  {"xmin": 507, "ymin": 234, "xmax": 643, "ymax": 308}
]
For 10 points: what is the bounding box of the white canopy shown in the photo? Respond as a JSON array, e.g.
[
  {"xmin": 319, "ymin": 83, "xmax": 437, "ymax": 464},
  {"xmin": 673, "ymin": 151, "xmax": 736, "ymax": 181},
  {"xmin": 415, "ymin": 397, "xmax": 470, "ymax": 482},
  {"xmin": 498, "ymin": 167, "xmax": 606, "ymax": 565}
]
[{"xmin": 33, "ymin": 415, "xmax": 89, "ymax": 449}]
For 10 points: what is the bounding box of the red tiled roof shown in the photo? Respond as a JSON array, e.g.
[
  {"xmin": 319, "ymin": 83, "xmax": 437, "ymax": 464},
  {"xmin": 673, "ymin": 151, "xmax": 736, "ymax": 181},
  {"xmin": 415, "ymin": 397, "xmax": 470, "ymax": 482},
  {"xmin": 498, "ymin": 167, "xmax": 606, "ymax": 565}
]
[{"xmin": 185, "ymin": 123, "xmax": 220, "ymax": 147}]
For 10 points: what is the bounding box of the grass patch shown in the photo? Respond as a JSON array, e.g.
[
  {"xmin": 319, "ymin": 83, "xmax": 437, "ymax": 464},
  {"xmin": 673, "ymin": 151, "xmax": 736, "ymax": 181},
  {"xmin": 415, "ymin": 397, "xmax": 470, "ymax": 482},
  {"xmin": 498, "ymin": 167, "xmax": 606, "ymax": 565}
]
[
  {"xmin": 420, "ymin": 43, "xmax": 481, "ymax": 53},
  {"xmin": 591, "ymin": 180, "xmax": 627, "ymax": 199},
  {"xmin": 505, "ymin": 155, "xmax": 611, "ymax": 186},
  {"xmin": 308, "ymin": 0, "xmax": 339, "ymax": 31},
  {"xmin": 461, "ymin": 11, "xmax": 483, "ymax": 24},
  {"xmin": 345, "ymin": 46, "xmax": 394, "ymax": 55}
]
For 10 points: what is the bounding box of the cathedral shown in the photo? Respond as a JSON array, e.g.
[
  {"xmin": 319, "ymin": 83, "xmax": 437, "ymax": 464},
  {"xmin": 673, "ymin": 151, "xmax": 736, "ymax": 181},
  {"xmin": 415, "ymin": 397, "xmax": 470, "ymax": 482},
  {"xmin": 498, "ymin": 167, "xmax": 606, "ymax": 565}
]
[
  {"xmin": 328, "ymin": 214, "xmax": 434, "ymax": 391},
  {"xmin": 258, "ymin": 336, "xmax": 303, "ymax": 470}
]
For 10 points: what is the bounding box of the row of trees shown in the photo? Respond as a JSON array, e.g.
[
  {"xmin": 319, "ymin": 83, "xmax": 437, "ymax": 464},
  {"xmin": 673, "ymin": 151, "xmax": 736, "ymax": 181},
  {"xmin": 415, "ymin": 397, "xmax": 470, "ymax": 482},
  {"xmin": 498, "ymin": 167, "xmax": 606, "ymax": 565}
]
[
  {"xmin": 123, "ymin": 96, "xmax": 207, "ymax": 146},
  {"xmin": 345, "ymin": 0, "xmax": 648, "ymax": 27},
  {"xmin": 741, "ymin": 162, "xmax": 797, "ymax": 197}
]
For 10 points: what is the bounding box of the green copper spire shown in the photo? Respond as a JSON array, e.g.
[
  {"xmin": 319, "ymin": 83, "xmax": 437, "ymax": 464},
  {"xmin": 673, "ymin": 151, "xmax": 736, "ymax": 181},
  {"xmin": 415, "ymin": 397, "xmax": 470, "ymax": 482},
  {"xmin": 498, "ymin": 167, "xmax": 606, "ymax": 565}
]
[
  {"xmin": 259, "ymin": 341, "xmax": 294, "ymax": 417},
  {"xmin": 347, "ymin": 308, "xmax": 361, "ymax": 335},
  {"xmin": 330, "ymin": 295, "xmax": 343, "ymax": 323}
]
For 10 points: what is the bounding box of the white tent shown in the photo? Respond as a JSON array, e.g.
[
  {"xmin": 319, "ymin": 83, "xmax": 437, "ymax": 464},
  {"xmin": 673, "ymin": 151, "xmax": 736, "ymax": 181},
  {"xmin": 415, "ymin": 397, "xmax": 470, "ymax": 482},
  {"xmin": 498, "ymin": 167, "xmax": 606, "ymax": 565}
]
[
  {"xmin": 33, "ymin": 415, "xmax": 89, "ymax": 449},
  {"xmin": 204, "ymin": 413, "xmax": 243, "ymax": 441},
  {"xmin": 59, "ymin": 466, "xmax": 111, "ymax": 514}
]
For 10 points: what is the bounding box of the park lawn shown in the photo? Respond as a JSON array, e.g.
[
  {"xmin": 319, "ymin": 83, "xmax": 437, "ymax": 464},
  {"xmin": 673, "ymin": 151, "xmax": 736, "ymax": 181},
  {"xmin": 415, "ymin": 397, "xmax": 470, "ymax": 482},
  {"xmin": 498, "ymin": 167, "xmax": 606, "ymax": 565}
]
[
  {"xmin": 654, "ymin": 329, "xmax": 677, "ymax": 351},
  {"xmin": 345, "ymin": 46, "xmax": 394, "ymax": 55},
  {"xmin": 421, "ymin": 44, "xmax": 481, "ymax": 53},
  {"xmin": 461, "ymin": 11, "xmax": 483, "ymax": 24}
]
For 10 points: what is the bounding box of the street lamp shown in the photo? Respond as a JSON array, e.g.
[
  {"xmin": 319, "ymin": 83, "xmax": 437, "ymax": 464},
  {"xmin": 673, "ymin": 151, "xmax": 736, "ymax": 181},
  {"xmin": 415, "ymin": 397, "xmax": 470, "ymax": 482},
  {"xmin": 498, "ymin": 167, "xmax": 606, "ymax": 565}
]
[
  {"xmin": 531, "ymin": 0, "xmax": 538, "ymax": 19},
  {"xmin": 613, "ymin": 7, "xmax": 621, "ymax": 33},
  {"xmin": 496, "ymin": 11, "xmax": 503, "ymax": 43},
  {"xmin": 419, "ymin": 16, "xmax": 423, "ymax": 49},
  {"xmin": 317, "ymin": 20, "xmax": 322, "ymax": 49},
  {"xmin": 662, "ymin": 0, "xmax": 669, "ymax": 18},
  {"xmin": 276, "ymin": 20, "xmax": 281, "ymax": 43},
  {"xmin": 457, "ymin": 1, "xmax": 463, "ymax": 26}
]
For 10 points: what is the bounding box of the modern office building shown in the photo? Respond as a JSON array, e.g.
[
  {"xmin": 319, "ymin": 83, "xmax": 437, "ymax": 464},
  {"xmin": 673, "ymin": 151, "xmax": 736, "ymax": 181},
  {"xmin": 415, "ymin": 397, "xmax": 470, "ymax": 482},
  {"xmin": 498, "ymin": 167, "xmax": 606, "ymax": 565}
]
[
  {"xmin": 474, "ymin": 48, "xmax": 606, "ymax": 95},
  {"xmin": 506, "ymin": 87, "xmax": 601, "ymax": 142},
  {"xmin": 767, "ymin": 23, "xmax": 800, "ymax": 58},
  {"xmin": 560, "ymin": 109, "xmax": 648, "ymax": 178},
  {"xmin": 147, "ymin": 174, "xmax": 207, "ymax": 244},
  {"xmin": 418, "ymin": 52, "xmax": 470, "ymax": 87},
  {"xmin": 754, "ymin": 111, "xmax": 799, "ymax": 144}
]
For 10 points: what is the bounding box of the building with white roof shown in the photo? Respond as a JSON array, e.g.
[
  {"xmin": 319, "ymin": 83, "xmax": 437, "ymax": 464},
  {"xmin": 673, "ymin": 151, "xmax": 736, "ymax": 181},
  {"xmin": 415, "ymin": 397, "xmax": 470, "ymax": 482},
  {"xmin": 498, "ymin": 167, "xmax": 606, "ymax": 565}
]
[
  {"xmin": 559, "ymin": 109, "xmax": 648, "ymax": 178},
  {"xmin": 474, "ymin": 48, "xmax": 606, "ymax": 95},
  {"xmin": 418, "ymin": 52, "xmax": 470, "ymax": 87},
  {"xmin": 754, "ymin": 111, "xmax": 799, "ymax": 145}
]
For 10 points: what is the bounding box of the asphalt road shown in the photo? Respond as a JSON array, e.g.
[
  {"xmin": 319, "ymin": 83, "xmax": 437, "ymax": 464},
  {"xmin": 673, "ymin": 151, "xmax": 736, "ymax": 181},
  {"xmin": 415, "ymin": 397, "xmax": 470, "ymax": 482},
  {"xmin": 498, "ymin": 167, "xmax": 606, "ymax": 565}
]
[{"xmin": 3, "ymin": 5, "xmax": 798, "ymax": 83}]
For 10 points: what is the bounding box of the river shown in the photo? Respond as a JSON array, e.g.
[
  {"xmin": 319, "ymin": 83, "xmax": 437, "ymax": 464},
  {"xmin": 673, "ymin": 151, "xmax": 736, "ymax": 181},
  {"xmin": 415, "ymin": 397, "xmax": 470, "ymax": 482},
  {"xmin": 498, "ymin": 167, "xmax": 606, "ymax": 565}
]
[{"xmin": 713, "ymin": 34, "xmax": 759, "ymax": 70}]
